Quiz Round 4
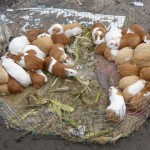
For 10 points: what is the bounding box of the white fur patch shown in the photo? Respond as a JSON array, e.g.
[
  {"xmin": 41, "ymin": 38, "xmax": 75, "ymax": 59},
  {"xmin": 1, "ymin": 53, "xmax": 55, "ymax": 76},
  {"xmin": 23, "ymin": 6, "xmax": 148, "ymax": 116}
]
[
  {"xmin": 37, "ymin": 33, "xmax": 51, "ymax": 38},
  {"xmin": 48, "ymin": 24, "xmax": 64, "ymax": 35},
  {"xmin": 64, "ymin": 68, "xmax": 78, "ymax": 77},
  {"xmin": 48, "ymin": 57, "xmax": 57, "ymax": 73},
  {"xmin": 143, "ymin": 92, "xmax": 150, "ymax": 97},
  {"xmin": 111, "ymin": 49, "xmax": 119, "ymax": 56},
  {"xmin": 36, "ymin": 70, "xmax": 48, "ymax": 82},
  {"xmin": 127, "ymin": 28, "xmax": 134, "ymax": 34},
  {"xmin": 144, "ymin": 36, "xmax": 150, "ymax": 43},
  {"xmin": 58, "ymin": 47, "xmax": 64, "ymax": 51},
  {"xmin": 65, "ymin": 27, "xmax": 82, "ymax": 37},
  {"xmin": 128, "ymin": 80, "xmax": 146, "ymax": 96}
]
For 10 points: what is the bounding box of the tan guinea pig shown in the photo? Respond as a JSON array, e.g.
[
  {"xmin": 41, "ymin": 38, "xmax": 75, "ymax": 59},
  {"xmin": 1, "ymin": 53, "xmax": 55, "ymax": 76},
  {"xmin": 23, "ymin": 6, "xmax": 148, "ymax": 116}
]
[
  {"xmin": 0, "ymin": 63, "xmax": 9, "ymax": 84},
  {"xmin": 140, "ymin": 67, "xmax": 150, "ymax": 82},
  {"xmin": 128, "ymin": 83, "xmax": 150, "ymax": 112},
  {"xmin": 8, "ymin": 76, "xmax": 24, "ymax": 94},
  {"xmin": 118, "ymin": 62, "xmax": 140, "ymax": 78},
  {"xmin": 122, "ymin": 79, "xmax": 147, "ymax": 103},
  {"xmin": 104, "ymin": 46, "xmax": 119, "ymax": 62},
  {"xmin": 119, "ymin": 75, "xmax": 139, "ymax": 91},
  {"xmin": 0, "ymin": 84, "xmax": 9, "ymax": 95},
  {"xmin": 51, "ymin": 34, "xmax": 72, "ymax": 45},
  {"xmin": 32, "ymin": 37, "xmax": 53, "ymax": 55},
  {"xmin": 95, "ymin": 43, "xmax": 107, "ymax": 56},
  {"xmin": 26, "ymin": 29, "xmax": 47, "ymax": 43}
]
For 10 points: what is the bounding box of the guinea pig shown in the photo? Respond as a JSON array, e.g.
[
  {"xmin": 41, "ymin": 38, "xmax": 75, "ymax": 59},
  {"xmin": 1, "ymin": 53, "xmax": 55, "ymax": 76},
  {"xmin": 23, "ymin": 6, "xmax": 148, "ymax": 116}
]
[
  {"xmin": 122, "ymin": 79, "xmax": 147, "ymax": 103},
  {"xmin": 118, "ymin": 62, "xmax": 140, "ymax": 77},
  {"xmin": 127, "ymin": 24, "xmax": 150, "ymax": 43},
  {"xmin": 1, "ymin": 57, "xmax": 32, "ymax": 87},
  {"xmin": 8, "ymin": 76, "xmax": 24, "ymax": 94},
  {"xmin": 0, "ymin": 62, "xmax": 9, "ymax": 84},
  {"xmin": 106, "ymin": 86, "xmax": 126, "ymax": 124},
  {"xmin": 104, "ymin": 46, "xmax": 119, "ymax": 62},
  {"xmin": 107, "ymin": 33, "xmax": 141, "ymax": 50},
  {"xmin": 48, "ymin": 23, "xmax": 64, "ymax": 35},
  {"xmin": 63, "ymin": 22, "xmax": 82, "ymax": 38},
  {"xmin": 51, "ymin": 33, "xmax": 72, "ymax": 45},
  {"xmin": 44, "ymin": 56, "xmax": 78, "ymax": 77},
  {"xmin": 29, "ymin": 70, "xmax": 47, "ymax": 89},
  {"xmin": 92, "ymin": 23, "xmax": 107, "ymax": 45},
  {"xmin": 49, "ymin": 43, "xmax": 74, "ymax": 66},
  {"xmin": 32, "ymin": 37, "xmax": 53, "ymax": 55},
  {"xmin": 128, "ymin": 83, "xmax": 150, "ymax": 112},
  {"xmin": 26, "ymin": 29, "xmax": 47, "ymax": 43},
  {"xmin": 14, "ymin": 53, "xmax": 44, "ymax": 71},
  {"xmin": 9, "ymin": 36, "xmax": 30, "ymax": 54},
  {"xmin": 119, "ymin": 75, "xmax": 139, "ymax": 91},
  {"xmin": 23, "ymin": 45, "xmax": 47, "ymax": 59},
  {"xmin": 95, "ymin": 43, "xmax": 107, "ymax": 55}
]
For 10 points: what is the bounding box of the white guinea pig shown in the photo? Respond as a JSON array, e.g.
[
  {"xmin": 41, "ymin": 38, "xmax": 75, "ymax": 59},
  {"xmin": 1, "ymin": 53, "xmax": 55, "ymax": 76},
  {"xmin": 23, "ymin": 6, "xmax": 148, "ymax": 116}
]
[
  {"xmin": 1, "ymin": 57, "xmax": 32, "ymax": 87},
  {"xmin": 106, "ymin": 86, "xmax": 126, "ymax": 124},
  {"xmin": 48, "ymin": 23, "xmax": 64, "ymax": 35}
]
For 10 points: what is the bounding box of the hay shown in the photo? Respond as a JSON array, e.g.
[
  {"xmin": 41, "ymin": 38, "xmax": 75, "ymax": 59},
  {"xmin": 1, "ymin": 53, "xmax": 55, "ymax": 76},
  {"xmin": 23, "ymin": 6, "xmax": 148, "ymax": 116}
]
[{"xmin": 0, "ymin": 28, "xmax": 149, "ymax": 144}]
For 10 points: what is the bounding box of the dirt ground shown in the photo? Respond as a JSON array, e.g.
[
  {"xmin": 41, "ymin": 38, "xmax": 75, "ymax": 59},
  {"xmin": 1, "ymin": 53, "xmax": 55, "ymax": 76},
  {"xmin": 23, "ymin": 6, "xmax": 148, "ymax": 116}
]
[{"xmin": 0, "ymin": 0, "xmax": 150, "ymax": 149}]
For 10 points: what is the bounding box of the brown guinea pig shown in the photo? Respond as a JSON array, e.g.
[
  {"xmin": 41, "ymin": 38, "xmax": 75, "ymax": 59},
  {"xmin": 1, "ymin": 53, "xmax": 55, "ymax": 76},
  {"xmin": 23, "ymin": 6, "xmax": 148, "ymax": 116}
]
[{"xmin": 95, "ymin": 43, "xmax": 107, "ymax": 55}]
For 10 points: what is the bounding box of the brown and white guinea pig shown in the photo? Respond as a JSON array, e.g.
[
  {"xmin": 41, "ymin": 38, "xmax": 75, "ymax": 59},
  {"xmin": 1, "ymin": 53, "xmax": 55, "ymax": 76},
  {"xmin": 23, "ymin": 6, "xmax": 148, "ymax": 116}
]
[
  {"xmin": 122, "ymin": 79, "xmax": 147, "ymax": 103},
  {"xmin": 119, "ymin": 75, "xmax": 139, "ymax": 91},
  {"xmin": 139, "ymin": 67, "xmax": 150, "ymax": 82},
  {"xmin": 106, "ymin": 86, "xmax": 126, "ymax": 124},
  {"xmin": 9, "ymin": 36, "xmax": 30, "ymax": 54},
  {"xmin": 63, "ymin": 22, "xmax": 82, "ymax": 38},
  {"xmin": 127, "ymin": 24, "xmax": 150, "ymax": 43},
  {"xmin": 104, "ymin": 46, "xmax": 119, "ymax": 62},
  {"xmin": 115, "ymin": 47, "xmax": 134, "ymax": 65},
  {"xmin": 0, "ymin": 84, "xmax": 9, "ymax": 95},
  {"xmin": 92, "ymin": 23, "xmax": 107, "ymax": 45},
  {"xmin": 95, "ymin": 43, "xmax": 107, "ymax": 55},
  {"xmin": 26, "ymin": 29, "xmax": 47, "ymax": 43},
  {"xmin": 0, "ymin": 63, "xmax": 9, "ymax": 84},
  {"xmin": 107, "ymin": 33, "xmax": 141, "ymax": 50},
  {"xmin": 14, "ymin": 53, "xmax": 44, "ymax": 71},
  {"xmin": 48, "ymin": 23, "xmax": 64, "ymax": 35},
  {"xmin": 32, "ymin": 37, "xmax": 53, "ymax": 55},
  {"xmin": 44, "ymin": 56, "xmax": 78, "ymax": 77},
  {"xmin": 118, "ymin": 62, "xmax": 140, "ymax": 77},
  {"xmin": 23, "ymin": 45, "xmax": 47, "ymax": 59},
  {"xmin": 8, "ymin": 76, "xmax": 24, "ymax": 94},
  {"xmin": 51, "ymin": 33, "xmax": 72, "ymax": 45},
  {"xmin": 49, "ymin": 43, "xmax": 74, "ymax": 66},
  {"xmin": 29, "ymin": 70, "xmax": 47, "ymax": 89},
  {"xmin": 128, "ymin": 83, "xmax": 150, "ymax": 112}
]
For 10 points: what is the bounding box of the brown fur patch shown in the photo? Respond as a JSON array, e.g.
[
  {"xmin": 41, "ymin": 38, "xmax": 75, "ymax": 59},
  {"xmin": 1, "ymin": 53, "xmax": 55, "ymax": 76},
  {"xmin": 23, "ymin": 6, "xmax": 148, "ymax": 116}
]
[
  {"xmin": 106, "ymin": 109, "xmax": 120, "ymax": 124},
  {"xmin": 104, "ymin": 47, "xmax": 116, "ymax": 62},
  {"xmin": 119, "ymin": 33, "xmax": 142, "ymax": 49},
  {"xmin": 13, "ymin": 53, "xmax": 24, "ymax": 62},
  {"xmin": 140, "ymin": 67, "xmax": 150, "ymax": 82},
  {"xmin": 29, "ymin": 71, "xmax": 45, "ymax": 89},
  {"xmin": 26, "ymin": 50, "xmax": 37, "ymax": 55},
  {"xmin": 8, "ymin": 76, "xmax": 24, "ymax": 93},
  {"xmin": 63, "ymin": 23, "xmax": 82, "ymax": 31},
  {"xmin": 26, "ymin": 29, "xmax": 47, "ymax": 43},
  {"xmin": 0, "ymin": 63, "xmax": 9, "ymax": 84},
  {"xmin": 95, "ymin": 43, "xmax": 106, "ymax": 55},
  {"xmin": 51, "ymin": 34, "xmax": 72, "ymax": 45},
  {"xmin": 0, "ymin": 84, "xmax": 9, "ymax": 95},
  {"xmin": 44, "ymin": 56, "xmax": 53, "ymax": 70},
  {"xmin": 92, "ymin": 23, "xmax": 107, "ymax": 33},
  {"xmin": 6, "ymin": 51, "xmax": 16, "ymax": 59}
]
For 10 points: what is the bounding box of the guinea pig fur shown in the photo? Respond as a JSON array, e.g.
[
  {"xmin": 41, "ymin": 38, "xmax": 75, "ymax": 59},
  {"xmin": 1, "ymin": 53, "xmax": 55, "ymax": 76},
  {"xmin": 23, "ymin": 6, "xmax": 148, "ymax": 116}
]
[
  {"xmin": 23, "ymin": 45, "xmax": 47, "ymax": 59},
  {"xmin": 48, "ymin": 24, "xmax": 64, "ymax": 35},
  {"xmin": 104, "ymin": 46, "xmax": 119, "ymax": 62},
  {"xmin": 1, "ymin": 57, "xmax": 32, "ymax": 87},
  {"xmin": 26, "ymin": 29, "xmax": 47, "ymax": 43},
  {"xmin": 51, "ymin": 33, "xmax": 72, "ymax": 45},
  {"xmin": 29, "ymin": 70, "xmax": 47, "ymax": 89},
  {"xmin": 9, "ymin": 36, "xmax": 30, "ymax": 54},
  {"xmin": 5, "ymin": 51, "xmax": 17, "ymax": 59},
  {"xmin": 63, "ymin": 22, "xmax": 82, "ymax": 38},
  {"xmin": 122, "ymin": 79, "xmax": 147, "ymax": 103},
  {"xmin": 44, "ymin": 56, "xmax": 77, "ymax": 77},
  {"xmin": 0, "ymin": 62, "xmax": 9, "ymax": 84},
  {"xmin": 118, "ymin": 62, "xmax": 140, "ymax": 77},
  {"xmin": 32, "ymin": 37, "xmax": 53, "ymax": 55},
  {"xmin": 128, "ymin": 83, "xmax": 150, "ymax": 112},
  {"xmin": 14, "ymin": 53, "xmax": 44, "ymax": 71},
  {"xmin": 106, "ymin": 86, "xmax": 126, "ymax": 124},
  {"xmin": 92, "ymin": 23, "xmax": 107, "ymax": 45},
  {"xmin": 107, "ymin": 33, "xmax": 141, "ymax": 50},
  {"xmin": 95, "ymin": 43, "xmax": 107, "ymax": 55},
  {"xmin": 0, "ymin": 84, "xmax": 9, "ymax": 95},
  {"xmin": 127, "ymin": 24, "xmax": 150, "ymax": 43},
  {"xmin": 8, "ymin": 76, "xmax": 24, "ymax": 94},
  {"xmin": 49, "ymin": 43, "xmax": 73, "ymax": 66}
]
